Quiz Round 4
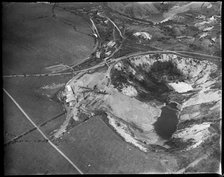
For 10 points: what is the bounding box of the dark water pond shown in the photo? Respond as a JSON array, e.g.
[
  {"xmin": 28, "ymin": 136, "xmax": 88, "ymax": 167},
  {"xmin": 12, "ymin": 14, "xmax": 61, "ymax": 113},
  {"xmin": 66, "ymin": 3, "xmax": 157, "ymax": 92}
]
[{"xmin": 154, "ymin": 102, "xmax": 179, "ymax": 140}]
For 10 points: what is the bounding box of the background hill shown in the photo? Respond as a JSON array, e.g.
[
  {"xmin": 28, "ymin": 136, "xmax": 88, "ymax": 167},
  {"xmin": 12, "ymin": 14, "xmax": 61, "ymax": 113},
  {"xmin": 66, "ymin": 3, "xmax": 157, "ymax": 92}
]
[{"xmin": 107, "ymin": 2, "xmax": 218, "ymax": 23}]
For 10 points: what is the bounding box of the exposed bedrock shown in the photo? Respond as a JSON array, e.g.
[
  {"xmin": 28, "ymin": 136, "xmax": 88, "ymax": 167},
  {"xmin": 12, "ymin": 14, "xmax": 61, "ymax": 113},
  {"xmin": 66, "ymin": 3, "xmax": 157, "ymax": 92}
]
[{"xmin": 56, "ymin": 53, "xmax": 221, "ymax": 152}]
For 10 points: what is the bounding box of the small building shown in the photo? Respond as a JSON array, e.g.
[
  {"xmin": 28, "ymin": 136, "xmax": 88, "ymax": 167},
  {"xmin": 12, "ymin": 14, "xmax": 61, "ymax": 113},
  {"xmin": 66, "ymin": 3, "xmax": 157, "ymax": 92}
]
[
  {"xmin": 107, "ymin": 41, "xmax": 116, "ymax": 48},
  {"xmin": 96, "ymin": 51, "xmax": 101, "ymax": 58},
  {"xmin": 105, "ymin": 51, "xmax": 111, "ymax": 56}
]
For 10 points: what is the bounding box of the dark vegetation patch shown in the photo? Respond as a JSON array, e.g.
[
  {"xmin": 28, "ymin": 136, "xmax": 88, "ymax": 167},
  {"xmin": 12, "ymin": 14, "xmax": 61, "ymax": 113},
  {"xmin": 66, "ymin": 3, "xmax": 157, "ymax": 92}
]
[
  {"xmin": 129, "ymin": 122, "xmax": 144, "ymax": 133},
  {"xmin": 93, "ymin": 109, "xmax": 108, "ymax": 118},
  {"xmin": 127, "ymin": 60, "xmax": 171, "ymax": 100},
  {"xmin": 111, "ymin": 57, "xmax": 189, "ymax": 105},
  {"xmin": 110, "ymin": 68, "xmax": 130, "ymax": 92},
  {"xmin": 210, "ymin": 122, "xmax": 221, "ymax": 134},
  {"xmin": 149, "ymin": 60, "xmax": 185, "ymax": 82},
  {"xmin": 168, "ymin": 92, "xmax": 186, "ymax": 104},
  {"xmin": 77, "ymin": 112, "xmax": 90, "ymax": 122},
  {"xmin": 111, "ymin": 59, "xmax": 172, "ymax": 103},
  {"xmin": 177, "ymin": 119, "xmax": 206, "ymax": 132},
  {"xmin": 177, "ymin": 112, "xmax": 220, "ymax": 133},
  {"xmin": 147, "ymin": 144, "xmax": 169, "ymax": 153},
  {"xmin": 165, "ymin": 138, "xmax": 194, "ymax": 152},
  {"xmin": 210, "ymin": 80, "xmax": 222, "ymax": 89},
  {"xmin": 96, "ymin": 23, "xmax": 114, "ymax": 42}
]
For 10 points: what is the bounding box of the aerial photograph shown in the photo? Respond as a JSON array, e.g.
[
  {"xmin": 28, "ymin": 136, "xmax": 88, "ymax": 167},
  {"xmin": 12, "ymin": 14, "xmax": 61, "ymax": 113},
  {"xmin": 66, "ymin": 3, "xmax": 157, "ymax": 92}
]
[{"xmin": 3, "ymin": 2, "xmax": 222, "ymax": 174}]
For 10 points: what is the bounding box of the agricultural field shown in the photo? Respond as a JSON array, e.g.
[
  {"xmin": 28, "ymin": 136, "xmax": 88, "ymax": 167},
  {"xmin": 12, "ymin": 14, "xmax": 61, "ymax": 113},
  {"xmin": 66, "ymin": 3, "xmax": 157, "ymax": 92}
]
[
  {"xmin": 55, "ymin": 116, "xmax": 178, "ymax": 173},
  {"xmin": 3, "ymin": 2, "xmax": 95, "ymax": 175},
  {"xmin": 4, "ymin": 129, "xmax": 80, "ymax": 174},
  {"xmin": 2, "ymin": 2, "xmax": 94, "ymax": 75}
]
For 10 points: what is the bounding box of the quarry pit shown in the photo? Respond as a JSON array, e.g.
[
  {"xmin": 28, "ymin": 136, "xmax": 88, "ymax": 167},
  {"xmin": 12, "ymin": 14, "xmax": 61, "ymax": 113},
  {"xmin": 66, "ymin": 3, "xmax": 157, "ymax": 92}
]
[{"xmin": 55, "ymin": 53, "xmax": 221, "ymax": 153}]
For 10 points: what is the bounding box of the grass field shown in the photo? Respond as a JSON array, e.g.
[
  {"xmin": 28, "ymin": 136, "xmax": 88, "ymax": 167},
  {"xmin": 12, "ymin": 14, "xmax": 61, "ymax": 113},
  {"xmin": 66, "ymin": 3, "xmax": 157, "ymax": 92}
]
[
  {"xmin": 2, "ymin": 3, "xmax": 94, "ymax": 75},
  {"xmin": 4, "ymin": 92, "xmax": 34, "ymax": 143},
  {"xmin": 3, "ymin": 76, "xmax": 72, "ymax": 125},
  {"xmin": 3, "ymin": 3, "xmax": 96, "ymax": 174},
  {"xmin": 56, "ymin": 116, "xmax": 178, "ymax": 173},
  {"xmin": 3, "ymin": 85, "xmax": 80, "ymax": 175},
  {"xmin": 4, "ymin": 129, "xmax": 80, "ymax": 175}
]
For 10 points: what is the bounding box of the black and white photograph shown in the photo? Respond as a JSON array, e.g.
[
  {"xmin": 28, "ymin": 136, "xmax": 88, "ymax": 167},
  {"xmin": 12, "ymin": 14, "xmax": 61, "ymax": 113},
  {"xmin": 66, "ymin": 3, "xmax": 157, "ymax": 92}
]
[{"xmin": 3, "ymin": 2, "xmax": 222, "ymax": 174}]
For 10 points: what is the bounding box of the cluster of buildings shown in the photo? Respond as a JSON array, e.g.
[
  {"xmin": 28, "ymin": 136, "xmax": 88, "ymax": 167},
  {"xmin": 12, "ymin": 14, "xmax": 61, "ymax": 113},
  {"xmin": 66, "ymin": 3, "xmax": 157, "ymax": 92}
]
[{"xmin": 96, "ymin": 40, "xmax": 116, "ymax": 59}]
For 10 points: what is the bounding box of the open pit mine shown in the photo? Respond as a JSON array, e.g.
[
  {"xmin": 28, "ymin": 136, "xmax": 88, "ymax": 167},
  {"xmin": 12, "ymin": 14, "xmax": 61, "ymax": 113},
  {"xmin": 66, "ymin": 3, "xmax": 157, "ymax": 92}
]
[{"xmin": 54, "ymin": 53, "xmax": 221, "ymax": 153}]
